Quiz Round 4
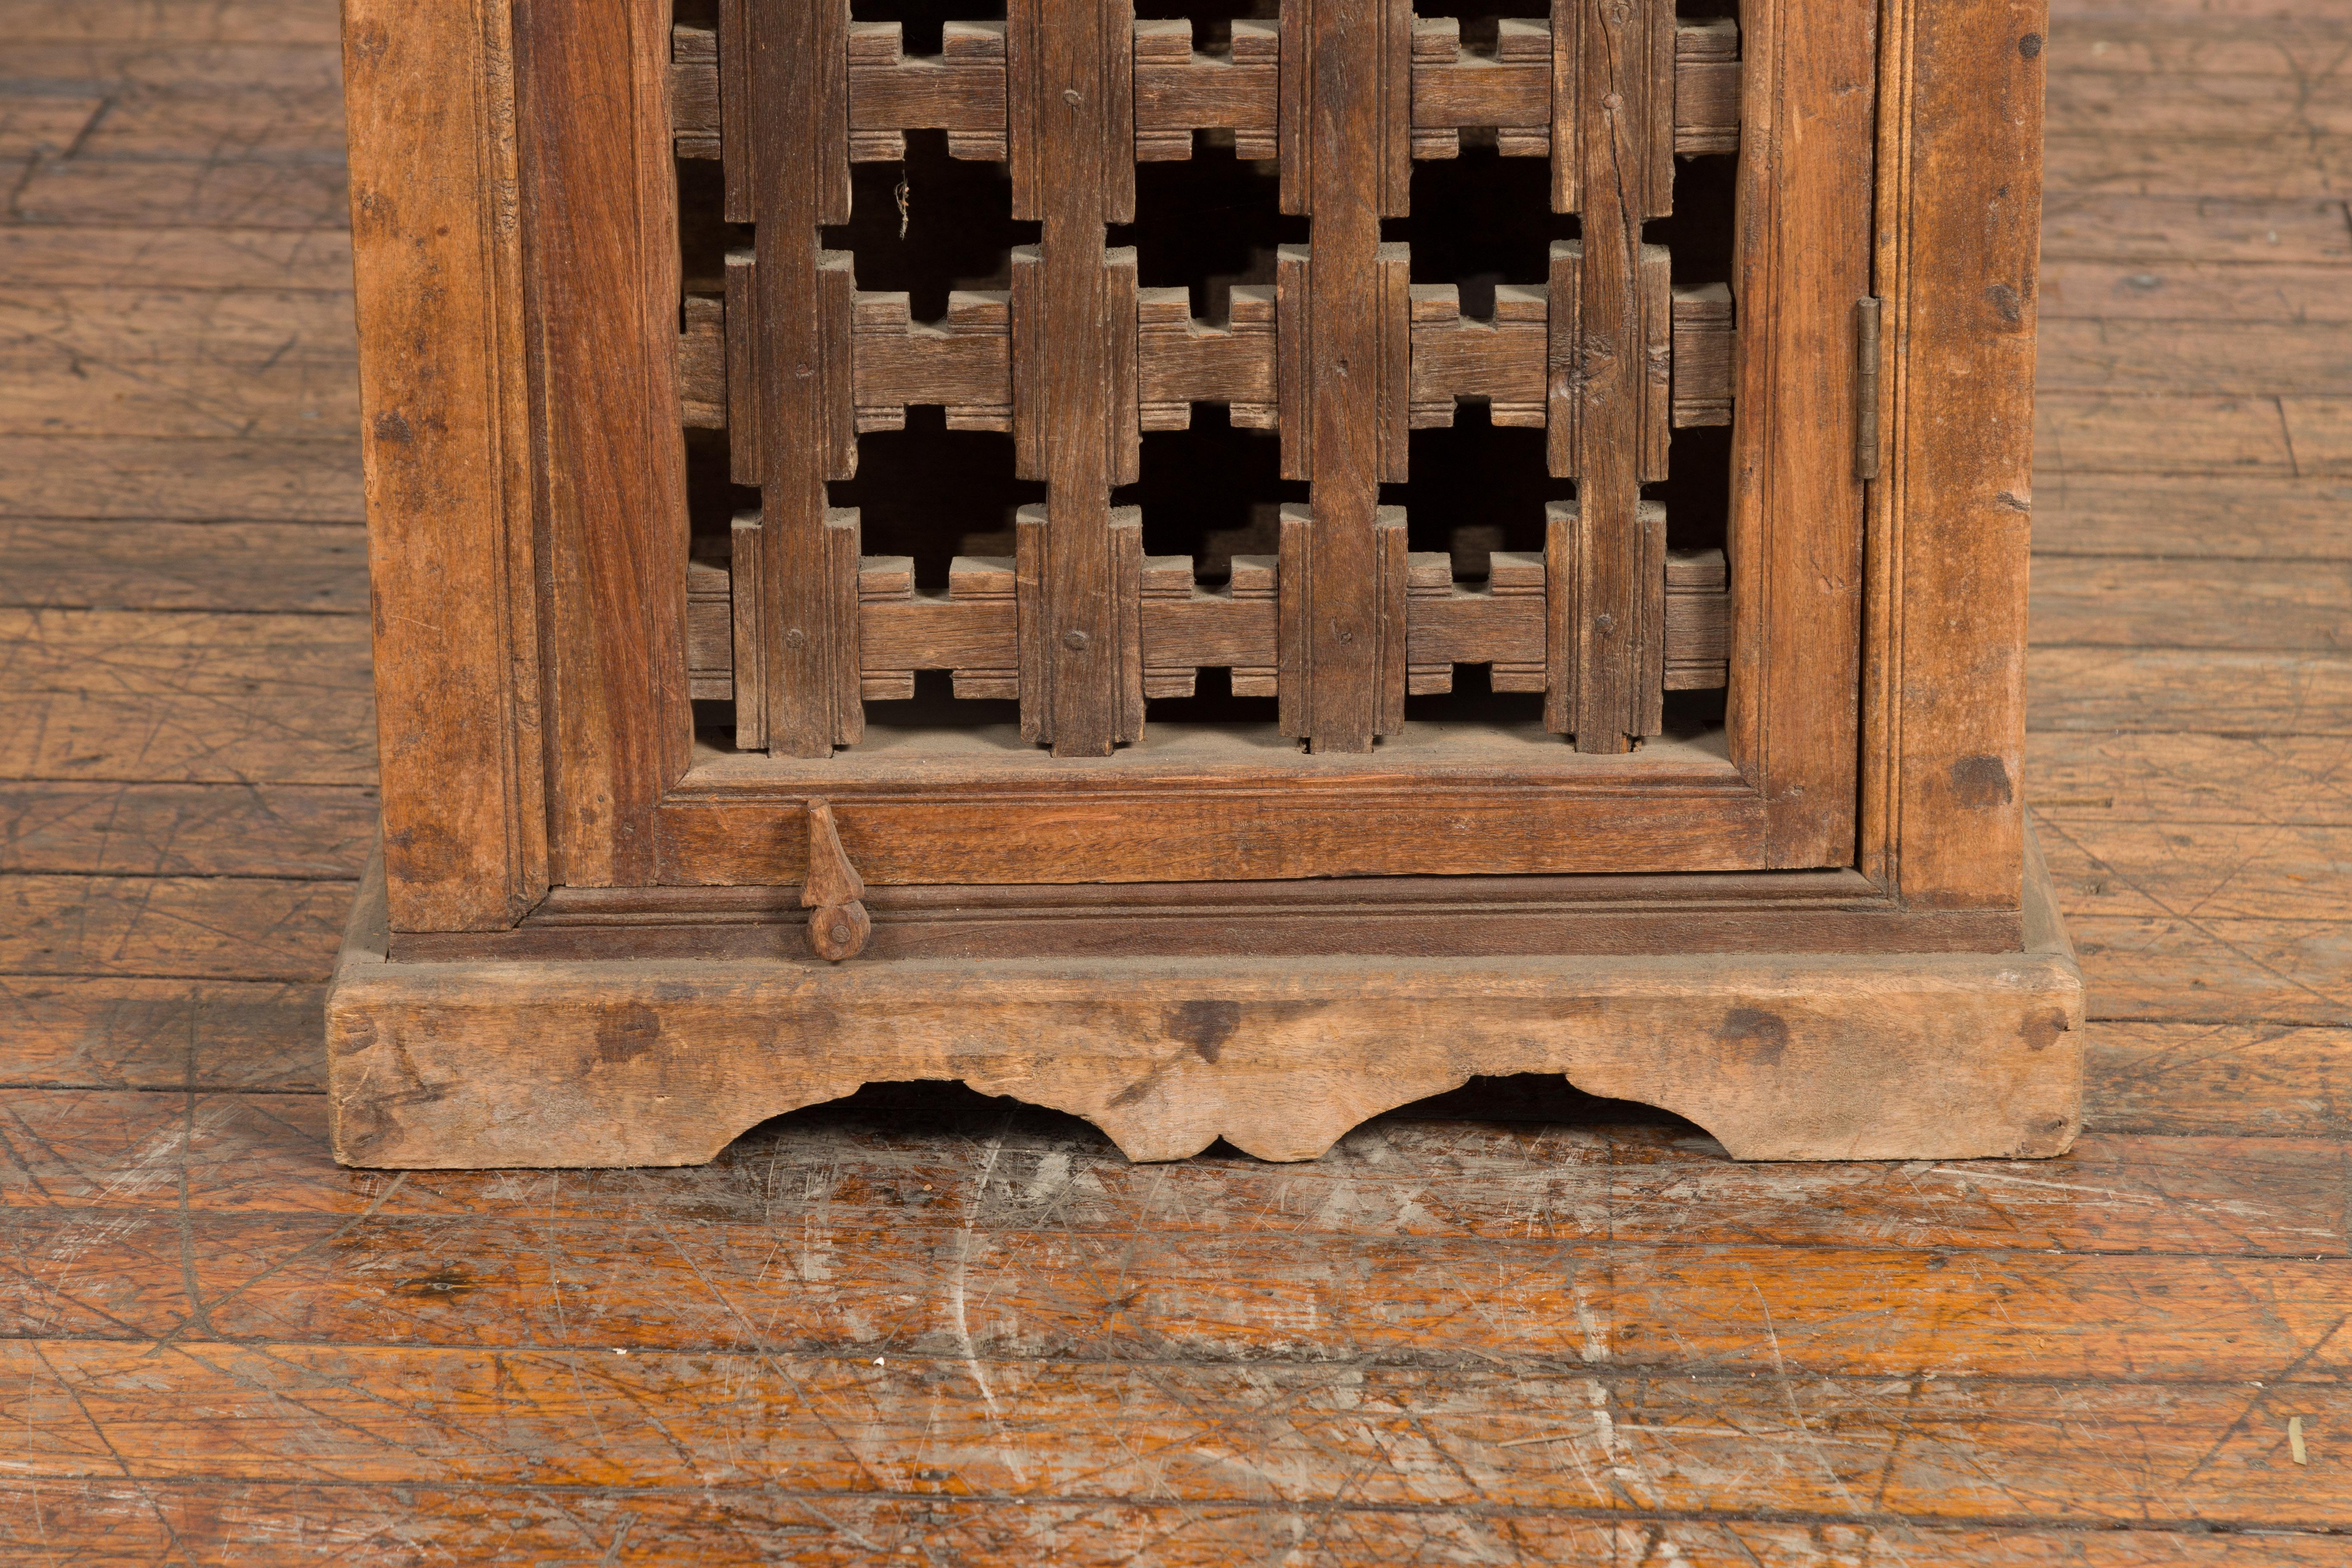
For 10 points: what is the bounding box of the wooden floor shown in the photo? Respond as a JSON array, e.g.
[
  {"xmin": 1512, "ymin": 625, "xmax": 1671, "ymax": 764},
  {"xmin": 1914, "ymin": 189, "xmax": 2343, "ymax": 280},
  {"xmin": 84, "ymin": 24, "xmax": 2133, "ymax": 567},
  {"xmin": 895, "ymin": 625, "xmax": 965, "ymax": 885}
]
[{"xmin": 4, "ymin": 0, "xmax": 2351, "ymax": 1560}]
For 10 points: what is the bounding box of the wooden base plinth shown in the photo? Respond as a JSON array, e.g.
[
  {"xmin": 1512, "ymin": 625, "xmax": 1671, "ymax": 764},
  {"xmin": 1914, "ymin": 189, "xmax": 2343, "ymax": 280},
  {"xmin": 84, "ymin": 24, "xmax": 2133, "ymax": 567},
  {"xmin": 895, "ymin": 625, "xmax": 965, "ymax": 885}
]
[{"xmin": 328, "ymin": 843, "xmax": 2084, "ymax": 1169}]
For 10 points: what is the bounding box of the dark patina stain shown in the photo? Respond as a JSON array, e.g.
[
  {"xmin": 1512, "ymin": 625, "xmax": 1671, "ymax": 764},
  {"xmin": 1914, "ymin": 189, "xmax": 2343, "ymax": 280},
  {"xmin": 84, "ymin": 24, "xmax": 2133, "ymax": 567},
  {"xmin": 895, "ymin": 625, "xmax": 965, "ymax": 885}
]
[
  {"xmin": 1949, "ymin": 754, "xmax": 2014, "ymax": 809},
  {"xmin": 595, "ymin": 1001, "xmax": 663, "ymax": 1065},
  {"xmin": 391, "ymin": 1265, "xmax": 477, "ymax": 1299},
  {"xmin": 1717, "ymin": 1008, "xmax": 1789, "ymax": 1067},
  {"xmin": 1985, "ymin": 283, "xmax": 2023, "ymax": 324},
  {"xmin": 372, "ymin": 410, "xmax": 414, "ymax": 445},
  {"xmin": 1165, "ymin": 998, "xmax": 1243, "ymax": 1063},
  {"xmin": 2018, "ymin": 31, "xmax": 2044, "ymax": 58},
  {"xmin": 2018, "ymin": 1009, "xmax": 2071, "ymax": 1052}
]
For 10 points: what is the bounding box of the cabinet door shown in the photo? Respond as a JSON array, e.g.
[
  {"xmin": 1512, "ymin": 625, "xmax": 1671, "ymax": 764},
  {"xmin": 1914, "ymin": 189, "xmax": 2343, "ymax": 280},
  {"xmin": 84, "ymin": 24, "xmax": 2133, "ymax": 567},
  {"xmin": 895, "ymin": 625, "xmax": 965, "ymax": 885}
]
[{"xmin": 650, "ymin": 0, "xmax": 1874, "ymax": 889}]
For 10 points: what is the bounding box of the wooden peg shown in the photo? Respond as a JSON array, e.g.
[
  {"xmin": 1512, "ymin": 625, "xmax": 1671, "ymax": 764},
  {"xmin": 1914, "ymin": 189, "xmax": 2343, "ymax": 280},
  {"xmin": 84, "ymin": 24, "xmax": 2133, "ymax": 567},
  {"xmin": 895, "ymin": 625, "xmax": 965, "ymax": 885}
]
[{"xmin": 800, "ymin": 799, "xmax": 870, "ymax": 962}]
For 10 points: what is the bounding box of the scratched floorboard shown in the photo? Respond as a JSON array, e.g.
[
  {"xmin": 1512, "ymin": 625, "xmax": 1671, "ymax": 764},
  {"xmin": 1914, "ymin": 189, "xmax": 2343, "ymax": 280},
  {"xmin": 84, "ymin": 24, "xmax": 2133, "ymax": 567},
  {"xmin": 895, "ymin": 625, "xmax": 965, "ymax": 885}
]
[{"xmin": 2, "ymin": 0, "xmax": 2350, "ymax": 1563}]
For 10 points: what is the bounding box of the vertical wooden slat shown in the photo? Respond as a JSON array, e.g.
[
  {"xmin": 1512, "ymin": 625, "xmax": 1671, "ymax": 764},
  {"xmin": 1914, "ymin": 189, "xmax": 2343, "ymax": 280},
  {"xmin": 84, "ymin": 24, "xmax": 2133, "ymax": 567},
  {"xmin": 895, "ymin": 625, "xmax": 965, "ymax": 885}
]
[
  {"xmin": 1376, "ymin": 240, "xmax": 1412, "ymax": 484},
  {"xmin": 1111, "ymin": 508, "xmax": 1146, "ymax": 743},
  {"xmin": 1102, "ymin": 0, "xmax": 1136, "ymax": 224},
  {"xmin": 718, "ymin": 0, "xmax": 751, "ymax": 222},
  {"xmin": 750, "ymin": 0, "xmax": 856, "ymax": 758},
  {"xmin": 826, "ymin": 510, "xmax": 864, "ymax": 747},
  {"xmin": 1633, "ymin": 497, "xmax": 1667, "ymax": 735},
  {"xmin": 514, "ymin": 0, "xmax": 689, "ymax": 879},
  {"xmin": 1275, "ymin": 244, "xmax": 1311, "ymax": 479},
  {"xmin": 1730, "ymin": 0, "xmax": 1877, "ymax": 867},
  {"xmin": 1375, "ymin": 511, "xmax": 1409, "ymax": 737},
  {"xmin": 1277, "ymin": 0, "xmax": 1308, "ymax": 215},
  {"xmin": 346, "ymin": 0, "xmax": 546, "ymax": 928},
  {"xmin": 818, "ymin": 250, "xmax": 858, "ymax": 480},
  {"xmin": 1547, "ymin": 0, "xmax": 1581, "ymax": 213},
  {"xmin": 1010, "ymin": 245, "xmax": 1044, "ymax": 479},
  {"xmin": 1546, "ymin": 0, "xmax": 1673, "ymax": 754},
  {"xmin": 1106, "ymin": 245, "xmax": 1142, "ymax": 488},
  {"xmin": 1875, "ymin": 0, "xmax": 2041, "ymax": 902},
  {"xmin": 1542, "ymin": 499, "xmax": 1577, "ymax": 735},
  {"xmin": 1279, "ymin": 0, "xmax": 1412, "ymax": 755},
  {"xmin": 723, "ymin": 246, "xmax": 760, "ymax": 484},
  {"xmin": 729, "ymin": 512, "xmax": 765, "ymax": 750},
  {"xmin": 1008, "ymin": 0, "xmax": 1139, "ymax": 756},
  {"xmin": 1275, "ymin": 505, "xmax": 1311, "ymax": 740},
  {"xmin": 1640, "ymin": 240, "xmax": 1673, "ymax": 482},
  {"xmin": 1546, "ymin": 239, "xmax": 1581, "ymax": 478},
  {"xmin": 1006, "ymin": 0, "xmax": 1043, "ymax": 220},
  {"xmin": 1015, "ymin": 505, "xmax": 1050, "ymax": 743}
]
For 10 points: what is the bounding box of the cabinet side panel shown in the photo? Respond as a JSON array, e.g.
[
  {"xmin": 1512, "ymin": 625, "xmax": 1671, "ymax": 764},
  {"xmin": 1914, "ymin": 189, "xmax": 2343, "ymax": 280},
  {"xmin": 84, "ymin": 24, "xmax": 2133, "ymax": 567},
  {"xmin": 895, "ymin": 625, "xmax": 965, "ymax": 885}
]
[
  {"xmin": 1882, "ymin": 0, "xmax": 2045, "ymax": 909},
  {"xmin": 346, "ymin": 0, "xmax": 547, "ymax": 931},
  {"xmin": 516, "ymin": 0, "xmax": 695, "ymax": 885}
]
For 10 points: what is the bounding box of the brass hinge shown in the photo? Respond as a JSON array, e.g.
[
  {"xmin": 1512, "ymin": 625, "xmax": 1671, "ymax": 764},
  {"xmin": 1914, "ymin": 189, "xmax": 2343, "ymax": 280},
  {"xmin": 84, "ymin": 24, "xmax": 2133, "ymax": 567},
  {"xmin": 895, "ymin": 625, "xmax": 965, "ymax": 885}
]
[{"xmin": 1854, "ymin": 296, "xmax": 1883, "ymax": 481}]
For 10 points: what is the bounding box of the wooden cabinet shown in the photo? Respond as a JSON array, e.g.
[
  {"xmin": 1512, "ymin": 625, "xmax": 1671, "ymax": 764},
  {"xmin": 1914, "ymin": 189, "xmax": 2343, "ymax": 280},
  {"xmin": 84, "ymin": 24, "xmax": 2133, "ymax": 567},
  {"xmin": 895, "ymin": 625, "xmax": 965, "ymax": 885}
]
[{"xmin": 329, "ymin": 0, "xmax": 2081, "ymax": 1168}]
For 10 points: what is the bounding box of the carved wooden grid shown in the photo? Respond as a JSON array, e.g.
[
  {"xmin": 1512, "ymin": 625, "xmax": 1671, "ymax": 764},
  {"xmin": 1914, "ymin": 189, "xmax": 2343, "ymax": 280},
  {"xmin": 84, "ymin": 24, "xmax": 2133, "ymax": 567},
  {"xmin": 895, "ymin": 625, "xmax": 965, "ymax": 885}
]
[{"xmin": 671, "ymin": 0, "xmax": 1741, "ymax": 758}]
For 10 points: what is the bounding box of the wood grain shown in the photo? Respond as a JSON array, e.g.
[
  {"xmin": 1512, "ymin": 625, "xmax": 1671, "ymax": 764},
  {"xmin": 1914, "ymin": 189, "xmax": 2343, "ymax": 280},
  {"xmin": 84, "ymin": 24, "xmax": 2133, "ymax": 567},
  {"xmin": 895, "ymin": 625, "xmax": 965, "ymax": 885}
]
[
  {"xmin": 3, "ymin": 0, "xmax": 344, "ymax": 45},
  {"xmin": 0, "ymin": 521, "xmax": 366, "ymax": 612},
  {"xmin": 4, "ymin": 1487, "xmax": 2340, "ymax": 1568},
  {"xmin": 6, "ymin": 1340, "xmax": 2341, "ymax": 1528},
  {"xmin": 345, "ymin": 0, "xmax": 542, "ymax": 931},
  {"xmin": 2040, "ymin": 319, "xmax": 2352, "ymax": 393},
  {"xmin": 2043, "ymin": 261, "xmax": 2352, "ymax": 322},
  {"xmin": 0, "ymin": 781, "xmax": 375, "ymax": 877},
  {"xmin": 2, "ymin": 873, "xmax": 350, "ymax": 980},
  {"xmin": 10, "ymin": 155, "xmax": 352, "ymax": 228},
  {"xmin": 0, "ymin": 979, "xmax": 325, "ymax": 1091},
  {"xmin": 515, "ymin": 0, "xmax": 690, "ymax": 873},
  {"xmin": 329, "ymin": 849, "xmax": 2081, "ymax": 1167},
  {"xmin": 1728, "ymin": 0, "xmax": 1877, "ymax": 868},
  {"xmin": 0, "ymin": 436, "xmax": 361, "ymax": 521},
  {"xmin": 2027, "ymin": 647, "xmax": 2352, "ymax": 732},
  {"xmin": 6, "ymin": 0, "xmax": 2345, "ymax": 1556},
  {"xmin": 2030, "ymin": 730, "xmax": 2352, "ymax": 823},
  {"xmin": 2033, "ymin": 556, "xmax": 2352, "ymax": 648},
  {"xmin": 2039, "ymin": 193, "xmax": 2352, "ymax": 263},
  {"xmin": 2032, "ymin": 474, "xmax": 2352, "ymax": 555},
  {"xmin": 1863, "ymin": 0, "xmax": 2047, "ymax": 909}
]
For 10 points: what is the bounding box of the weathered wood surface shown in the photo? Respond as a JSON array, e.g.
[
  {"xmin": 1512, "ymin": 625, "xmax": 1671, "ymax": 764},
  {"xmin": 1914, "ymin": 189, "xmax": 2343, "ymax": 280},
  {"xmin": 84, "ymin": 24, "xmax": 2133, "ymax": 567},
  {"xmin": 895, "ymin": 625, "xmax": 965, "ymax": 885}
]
[
  {"xmin": 0, "ymin": 1497, "xmax": 2341, "ymax": 1568},
  {"xmin": 5, "ymin": 0, "xmax": 2352, "ymax": 1556}
]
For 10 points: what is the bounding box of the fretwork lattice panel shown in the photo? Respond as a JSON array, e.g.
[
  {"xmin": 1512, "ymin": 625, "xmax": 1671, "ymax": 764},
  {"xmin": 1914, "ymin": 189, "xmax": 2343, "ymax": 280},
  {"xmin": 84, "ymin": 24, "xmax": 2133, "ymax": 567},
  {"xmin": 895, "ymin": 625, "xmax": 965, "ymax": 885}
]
[{"xmin": 671, "ymin": 0, "xmax": 1741, "ymax": 758}]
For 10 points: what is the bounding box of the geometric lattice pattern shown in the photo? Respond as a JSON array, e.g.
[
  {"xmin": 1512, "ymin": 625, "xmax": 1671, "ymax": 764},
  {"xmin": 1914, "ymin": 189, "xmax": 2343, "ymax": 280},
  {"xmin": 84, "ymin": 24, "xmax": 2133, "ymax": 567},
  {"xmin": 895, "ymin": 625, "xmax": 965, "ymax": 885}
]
[{"xmin": 669, "ymin": 1, "xmax": 1742, "ymax": 756}]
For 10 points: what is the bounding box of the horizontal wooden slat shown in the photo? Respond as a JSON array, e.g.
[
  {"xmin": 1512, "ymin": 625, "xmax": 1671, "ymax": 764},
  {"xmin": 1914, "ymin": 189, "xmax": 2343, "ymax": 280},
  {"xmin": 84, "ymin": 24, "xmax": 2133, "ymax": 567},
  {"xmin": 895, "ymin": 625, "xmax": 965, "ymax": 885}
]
[
  {"xmin": 2028, "ymin": 730, "xmax": 2352, "ymax": 824},
  {"xmin": 680, "ymin": 551, "xmax": 1729, "ymax": 698},
  {"xmin": 2043, "ymin": 132, "xmax": 2351, "ymax": 200},
  {"xmin": 2039, "ymin": 319, "xmax": 2352, "ymax": 395},
  {"xmin": 0, "ymin": 521, "xmax": 367, "ymax": 612},
  {"xmin": 0, "ymin": 436, "xmax": 362, "ymax": 521},
  {"xmin": 12, "ymin": 1207, "xmax": 2352, "ymax": 1383},
  {"xmin": 680, "ymin": 286, "xmax": 1736, "ymax": 435},
  {"xmin": 670, "ymin": 19, "xmax": 1740, "ymax": 161},
  {"xmin": 2032, "ymin": 555, "xmax": 2352, "ymax": 649},
  {"xmin": 0, "ymin": 978, "xmax": 326, "ymax": 1092},
  {"xmin": 3, "ymin": 1087, "xmax": 2334, "ymax": 1250},
  {"xmin": 6, "ymin": 1339, "xmax": 2346, "ymax": 1528},
  {"xmin": 3, "ymin": 1, "xmax": 344, "ymax": 46},
  {"xmin": 2029, "ymin": 647, "xmax": 2352, "ymax": 733},
  {"xmin": 2039, "ymin": 194, "xmax": 2352, "ymax": 264},
  {"xmin": 2039, "ymin": 816, "xmax": 2352, "ymax": 921},
  {"xmin": 11, "ymin": 156, "xmax": 351, "ymax": 229},
  {"xmin": 0, "ymin": 874, "xmax": 352, "ymax": 981},
  {"xmin": 0, "ymin": 781, "xmax": 374, "ymax": 877},
  {"xmin": 9, "ymin": 1485, "xmax": 2333, "ymax": 1568},
  {"xmin": 2043, "ymin": 262, "xmax": 2352, "ymax": 323}
]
